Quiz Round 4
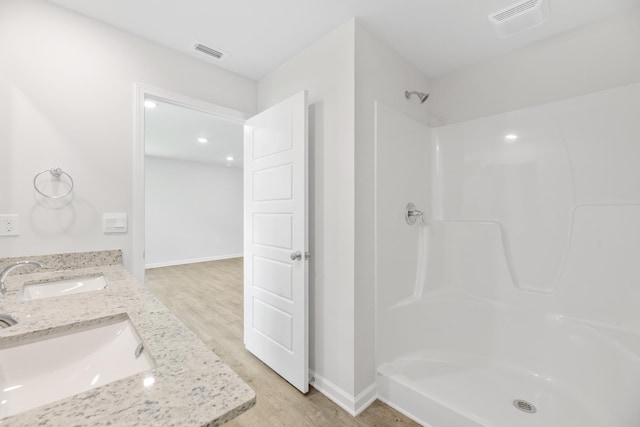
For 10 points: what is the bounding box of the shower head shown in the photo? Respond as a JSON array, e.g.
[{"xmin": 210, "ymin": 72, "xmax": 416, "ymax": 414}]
[{"xmin": 405, "ymin": 90, "xmax": 429, "ymax": 103}]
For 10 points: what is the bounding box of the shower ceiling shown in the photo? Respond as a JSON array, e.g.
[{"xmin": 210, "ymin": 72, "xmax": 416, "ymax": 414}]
[{"xmin": 48, "ymin": 0, "xmax": 640, "ymax": 79}]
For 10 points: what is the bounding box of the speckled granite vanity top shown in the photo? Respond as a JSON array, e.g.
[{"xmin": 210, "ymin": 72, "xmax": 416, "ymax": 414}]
[{"xmin": 0, "ymin": 251, "xmax": 255, "ymax": 426}]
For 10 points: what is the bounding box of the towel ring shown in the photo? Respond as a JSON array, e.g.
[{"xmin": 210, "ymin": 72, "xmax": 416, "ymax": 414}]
[{"xmin": 33, "ymin": 167, "xmax": 74, "ymax": 199}]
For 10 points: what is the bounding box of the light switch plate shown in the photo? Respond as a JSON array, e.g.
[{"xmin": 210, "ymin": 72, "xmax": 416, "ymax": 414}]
[
  {"xmin": 0, "ymin": 214, "xmax": 19, "ymax": 236},
  {"xmin": 103, "ymin": 213, "xmax": 127, "ymax": 234}
]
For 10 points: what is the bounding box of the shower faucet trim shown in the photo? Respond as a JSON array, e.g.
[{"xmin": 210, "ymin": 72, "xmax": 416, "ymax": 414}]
[{"xmin": 405, "ymin": 202, "xmax": 426, "ymax": 225}]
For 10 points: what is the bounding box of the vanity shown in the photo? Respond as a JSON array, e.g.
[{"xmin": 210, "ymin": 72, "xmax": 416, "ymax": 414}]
[{"xmin": 0, "ymin": 250, "xmax": 255, "ymax": 426}]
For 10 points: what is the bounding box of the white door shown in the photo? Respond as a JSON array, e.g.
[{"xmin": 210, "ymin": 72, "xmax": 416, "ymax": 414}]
[{"xmin": 244, "ymin": 91, "xmax": 309, "ymax": 393}]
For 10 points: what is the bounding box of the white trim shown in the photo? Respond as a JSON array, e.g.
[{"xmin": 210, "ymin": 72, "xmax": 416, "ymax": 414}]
[
  {"xmin": 354, "ymin": 382, "xmax": 378, "ymax": 415},
  {"xmin": 145, "ymin": 253, "xmax": 243, "ymax": 269},
  {"xmin": 309, "ymin": 370, "xmax": 377, "ymax": 416},
  {"xmin": 133, "ymin": 84, "xmax": 146, "ymax": 283},
  {"xmin": 373, "ymin": 100, "xmax": 381, "ymax": 388},
  {"xmin": 132, "ymin": 83, "xmax": 249, "ymax": 283}
]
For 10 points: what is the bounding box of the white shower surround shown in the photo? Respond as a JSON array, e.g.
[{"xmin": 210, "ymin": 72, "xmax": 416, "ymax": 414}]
[{"xmin": 375, "ymin": 82, "xmax": 640, "ymax": 426}]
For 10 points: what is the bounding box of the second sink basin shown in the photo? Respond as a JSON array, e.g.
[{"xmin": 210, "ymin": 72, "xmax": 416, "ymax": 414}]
[
  {"xmin": 17, "ymin": 275, "xmax": 107, "ymax": 301},
  {"xmin": 0, "ymin": 315, "xmax": 154, "ymax": 418}
]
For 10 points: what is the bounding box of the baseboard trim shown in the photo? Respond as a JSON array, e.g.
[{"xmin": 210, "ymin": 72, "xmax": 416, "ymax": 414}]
[
  {"xmin": 309, "ymin": 370, "xmax": 377, "ymax": 416},
  {"xmin": 354, "ymin": 382, "xmax": 378, "ymax": 416},
  {"xmin": 145, "ymin": 253, "xmax": 243, "ymax": 269}
]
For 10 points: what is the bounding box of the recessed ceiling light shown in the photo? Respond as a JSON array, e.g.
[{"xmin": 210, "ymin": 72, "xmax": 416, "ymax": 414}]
[
  {"xmin": 226, "ymin": 156, "xmax": 234, "ymax": 161},
  {"xmin": 505, "ymin": 134, "xmax": 518, "ymax": 142},
  {"xmin": 197, "ymin": 137, "xmax": 208, "ymax": 143},
  {"xmin": 144, "ymin": 100, "xmax": 157, "ymax": 109}
]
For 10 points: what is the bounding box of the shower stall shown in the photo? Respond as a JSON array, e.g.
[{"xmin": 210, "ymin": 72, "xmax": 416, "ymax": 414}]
[{"xmin": 374, "ymin": 82, "xmax": 640, "ymax": 426}]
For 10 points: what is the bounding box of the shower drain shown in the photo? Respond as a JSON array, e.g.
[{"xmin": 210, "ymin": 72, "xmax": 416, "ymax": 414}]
[{"xmin": 513, "ymin": 399, "xmax": 537, "ymax": 414}]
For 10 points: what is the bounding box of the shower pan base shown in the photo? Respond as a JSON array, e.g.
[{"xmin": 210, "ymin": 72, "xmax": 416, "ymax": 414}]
[{"xmin": 377, "ymin": 355, "xmax": 603, "ymax": 427}]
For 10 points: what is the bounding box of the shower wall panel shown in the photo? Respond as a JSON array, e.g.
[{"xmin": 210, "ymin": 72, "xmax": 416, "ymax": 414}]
[
  {"xmin": 374, "ymin": 101, "xmax": 432, "ymax": 364},
  {"xmin": 374, "ymin": 101, "xmax": 432, "ymax": 305},
  {"xmin": 432, "ymin": 80, "xmax": 640, "ymax": 322},
  {"xmin": 376, "ymin": 81, "xmax": 640, "ymax": 368},
  {"xmin": 434, "ymin": 105, "xmax": 575, "ymax": 292}
]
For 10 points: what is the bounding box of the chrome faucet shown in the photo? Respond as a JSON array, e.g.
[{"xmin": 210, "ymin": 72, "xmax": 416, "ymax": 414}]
[
  {"xmin": 0, "ymin": 261, "xmax": 45, "ymax": 295},
  {"xmin": 405, "ymin": 202, "xmax": 427, "ymax": 225}
]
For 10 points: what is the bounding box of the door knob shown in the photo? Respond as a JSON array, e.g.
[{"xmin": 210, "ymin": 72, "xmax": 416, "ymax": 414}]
[{"xmin": 290, "ymin": 251, "xmax": 302, "ymax": 261}]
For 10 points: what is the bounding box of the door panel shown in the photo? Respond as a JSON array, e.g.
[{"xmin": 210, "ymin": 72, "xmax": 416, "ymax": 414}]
[
  {"xmin": 253, "ymin": 257, "xmax": 293, "ymax": 300},
  {"xmin": 252, "ymin": 299, "xmax": 293, "ymax": 350},
  {"xmin": 253, "ymin": 214, "xmax": 293, "ymax": 248},
  {"xmin": 253, "ymin": 115, "xmax": 292, "ymax": 159},
  {"xmin": 244, "ymin": 91, "xmax": 308, "ymax": 393},
  {"xmin": 254, "ymin": 164, "xmax": 293, "ymax": 201}
]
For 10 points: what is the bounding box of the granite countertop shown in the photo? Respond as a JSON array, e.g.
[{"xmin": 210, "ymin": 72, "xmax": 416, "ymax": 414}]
[{"xmin": 0, "ymin": 256, "xmax": 255, "ymax": 426}]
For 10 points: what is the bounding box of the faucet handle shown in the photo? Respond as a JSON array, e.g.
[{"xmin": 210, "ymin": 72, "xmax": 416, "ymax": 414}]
[{"xmin": 405, "ymin": 202, "xmax": 427, "ymax": 225}]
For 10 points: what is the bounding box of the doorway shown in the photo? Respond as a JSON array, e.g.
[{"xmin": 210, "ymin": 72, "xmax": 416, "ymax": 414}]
[
  {"xmin": 133, "ymin": 86, "xmax": 311, "ymax": 399},
  {"xmin": 133, "ymin": 84, "xmax": 249, "ymax": 282},
  {"xmin": 144, "ymin": 98, "xmax": 244, "ymax": 268}
]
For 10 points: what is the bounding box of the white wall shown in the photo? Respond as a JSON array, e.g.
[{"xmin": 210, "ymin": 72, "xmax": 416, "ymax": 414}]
[
  {"xmin": 258, "ymin": 20, "xmax": 357, "ymax": 408},
  {"xmin": 258, "ymin": 19, "xmax": 432, "ymax": 413},
  {"xmin": 0, "ymin": 0, "xmax": 256, "ymax": 270},
  {"xmin": 145, "ymin": 157, "xmax": 243, "ymax": 267},
  {"xmin": 353, "ymin": 24, "xmax": 430, "ymax": 397},
  {"xmin": 429, "ymin": 7, "xmax": 640, "ymax": 125}
]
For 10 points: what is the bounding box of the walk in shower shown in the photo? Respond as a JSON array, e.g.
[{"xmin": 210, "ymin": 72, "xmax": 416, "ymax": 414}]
[{"xmin": 374, "ymin": 82, "xmax": 640, "ymax": 426}]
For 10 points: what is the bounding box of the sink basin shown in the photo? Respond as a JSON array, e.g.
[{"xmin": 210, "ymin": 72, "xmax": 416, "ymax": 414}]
[
  {"xmin": 17, "ymin": 275, "xmax": 107, "ymax": 301},
  {"xmin": 0, "ymin": 316, "xmax": 153, "ymax": 418}
]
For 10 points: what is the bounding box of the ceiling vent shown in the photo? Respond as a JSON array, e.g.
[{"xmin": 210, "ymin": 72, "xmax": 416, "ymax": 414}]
[
  {"xmin": 488, "ymin": 0, "xmax": 550, "ymax": 38},
  {"xmin": 192, "ymin": 41, "xmax": 226, "ymax": 60}
]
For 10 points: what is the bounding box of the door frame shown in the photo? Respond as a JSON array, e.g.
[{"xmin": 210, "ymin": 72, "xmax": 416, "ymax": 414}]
[{"xmin": 132, "ymin": 83, "xmax": 249, "ymax": 282}]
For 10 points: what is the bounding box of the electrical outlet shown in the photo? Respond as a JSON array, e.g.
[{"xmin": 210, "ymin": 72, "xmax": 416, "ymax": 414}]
[{"xmin": 0, "ymin": 214, "xmax": 19, "ymax": 236}]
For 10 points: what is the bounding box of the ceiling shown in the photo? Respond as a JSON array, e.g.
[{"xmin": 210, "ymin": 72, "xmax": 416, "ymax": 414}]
[
  {"xmin": 144, "ymin": 99, "xmax": 244, "ymax": 167},
  {"xmin": 50, "ymin": 0, "xmax": 640, "ymax": 80}
]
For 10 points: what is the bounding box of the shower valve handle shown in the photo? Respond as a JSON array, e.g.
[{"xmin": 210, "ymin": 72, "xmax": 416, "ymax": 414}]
[{"xmin": 405, "ymin": 202, "xmax": 426, "ymax": 225}]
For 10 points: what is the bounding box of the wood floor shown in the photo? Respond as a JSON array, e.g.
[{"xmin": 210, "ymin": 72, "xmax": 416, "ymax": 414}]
[{"xmin": 145, "ymin": 258, "xmax": 419, "ymax": 427}]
